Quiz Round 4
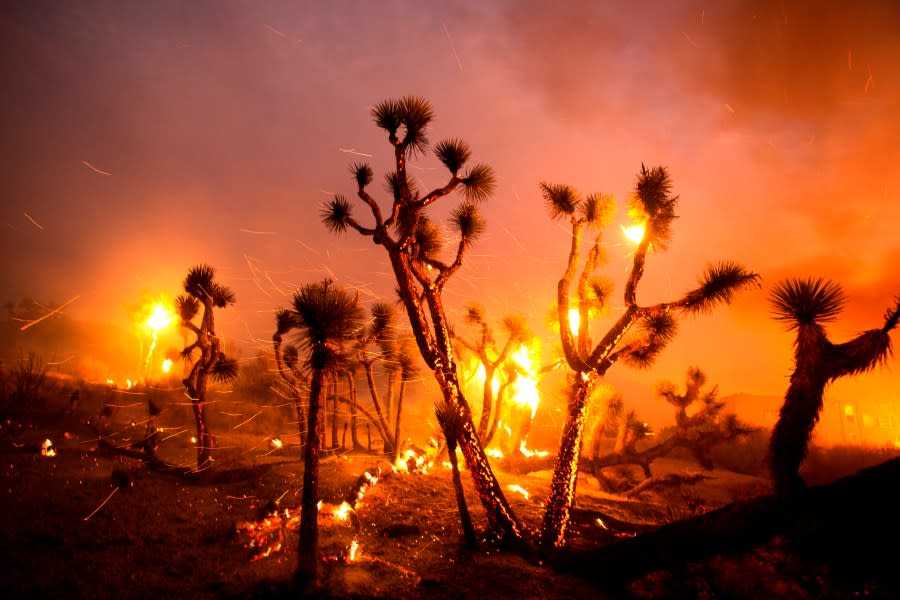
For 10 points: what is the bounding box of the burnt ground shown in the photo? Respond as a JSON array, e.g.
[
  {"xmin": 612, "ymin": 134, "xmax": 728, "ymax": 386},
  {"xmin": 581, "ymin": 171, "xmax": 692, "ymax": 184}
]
[{"xmin": 1, "ymin": 387, "xmax": 895, "ymax": 599}]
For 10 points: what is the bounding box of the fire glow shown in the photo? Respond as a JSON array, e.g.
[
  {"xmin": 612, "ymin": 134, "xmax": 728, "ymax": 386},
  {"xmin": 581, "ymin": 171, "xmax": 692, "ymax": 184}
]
[{"xmin": 40, "ymin": 438, "xmax": 56, "ymax": 457}]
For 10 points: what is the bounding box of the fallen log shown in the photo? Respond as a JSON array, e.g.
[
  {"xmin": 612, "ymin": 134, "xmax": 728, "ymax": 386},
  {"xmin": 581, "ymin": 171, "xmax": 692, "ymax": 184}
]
[{"xmin": 554, "ymin": 457, "xmax": 900, "ymax": 593}]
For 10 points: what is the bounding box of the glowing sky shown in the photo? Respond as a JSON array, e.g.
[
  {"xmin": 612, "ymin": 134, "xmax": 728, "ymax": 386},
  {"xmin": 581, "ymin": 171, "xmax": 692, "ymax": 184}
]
[{"xmin": 2, "ymin": 1, "xmax": 899, "ymax": 414}]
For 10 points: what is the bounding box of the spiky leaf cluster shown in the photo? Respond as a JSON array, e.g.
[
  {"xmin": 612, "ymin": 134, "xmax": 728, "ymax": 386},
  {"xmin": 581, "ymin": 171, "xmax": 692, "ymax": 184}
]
[
  {"xmin": 183, "ymin": 264, "xmax": 235, "ymax": 307},
  {"xmin": 450, "ymin": 202, "xmax": 485, "ymax": 242},
  {"xmin": 176, "ymin": 294, "xmax": 200, "ymax": 322},
  {"xmin": 412, "ymin": 218, "xmax": 443, "ymax": 263},
  {"xmin": 372, "ymin": 96, "xmax": 434, "ymax": 156},
  {"xmin": 211, "ymin": 356, "xmax": 240, "ymax": 383},
  {"xmin": 623, "ymin": 312, "xmax": 678, "ymax": 369},
  {"xmin": 582, "ymin": 193, "xmax": 615, "ymax": 229},
  {"xmin": 291, "ymin": 279, "xmax": 364, "ymax": 346},
  {"xmin": 769, "ymin": 277, "xmax": 846, "ymax": 330},
  {"xmin": 351, "ymin": 162, "xmax": 373, "ymax": 188},
  {"xmin": 464, "ymin": 303, "xmax": 486, "ymax": 326},
  {"xmin": 631, "ymin": 165, "xmax": 678, "ymax": 249},
  {"xmin": 540, "ymin": 182, "xmax": 579, "ymax": 219},
  {"xmin": 681, "ymin": 261, "xmax": 762, "ymax": 314},
  {"xmin": 461, "ymin": 164, "xmax": 496, "ymax": 203},
  {"xmin": 435, "ymin": 138, "xmax": 471, "ymax": 175},
  {"xmin": 322, "ymin": 195, "xmax": 353, "ymax": 234}
]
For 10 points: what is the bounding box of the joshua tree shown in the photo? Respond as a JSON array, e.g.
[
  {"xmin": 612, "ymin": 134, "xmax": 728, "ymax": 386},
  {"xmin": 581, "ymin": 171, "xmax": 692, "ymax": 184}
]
[
  {"xmin": 452, "ymin": 303, "xmax": 530, "ymax": 443},
  {"xmin": 435, "ymin": 400, "xmax": 478, "ymax": 549},
  {"xmin": 276, "ymin": 279, "xmax": 364, "ymax": 588},
  {"xmin": 589, "ymin": 367, "xmax": 755, "ymax": 489},
  {"xmin": 273, "ymin": 310, "xmax": 309, "ymax": 450},
  {"xmin": 176, "ymin": 264, "xmax": 239, "ymax": 470},
  {"xmin": 768, "ymin": 278, "xmax": 900, "ymax": 497},
  {"xmin": 321, "ymin": 96, "xmax": 525, "ymax": 543},
  {"xmin": 355, "ymin": 302, "xmax": 401, "ymax": 454},
  {"xmin": 540, "ymin": 166, "xmax": 761, "ymax": 549}
]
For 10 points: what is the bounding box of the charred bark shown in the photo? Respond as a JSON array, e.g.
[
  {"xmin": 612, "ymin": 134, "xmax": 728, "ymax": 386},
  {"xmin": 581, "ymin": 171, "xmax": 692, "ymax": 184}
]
[
  {"xmin": 540, "ymin": 373, "xmax": 593, "ymax": 549},
  {"xmin": 297, "ymin": 369, "xmax": 324, "ymax": 588}
]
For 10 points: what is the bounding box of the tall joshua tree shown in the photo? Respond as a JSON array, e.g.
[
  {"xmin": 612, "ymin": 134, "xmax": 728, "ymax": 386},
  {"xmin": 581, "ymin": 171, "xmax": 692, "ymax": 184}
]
[
  {"xmin": 539, "ymin": 166, "xmax": 761, "ymax": 549},
  {"xmin": 277, "ymin": 279, "xmax": 364, "ymax": 588},
  {"xmin": 321, "ymin": 96, "xmax": 525, "ymax": 543},
  {"xmin": 176, "ymin": 264, "xmax": 239, "ymax": 470},
  {"xmin": 768, "ymin": 278, "xmax": 900, "ymax": 497}
]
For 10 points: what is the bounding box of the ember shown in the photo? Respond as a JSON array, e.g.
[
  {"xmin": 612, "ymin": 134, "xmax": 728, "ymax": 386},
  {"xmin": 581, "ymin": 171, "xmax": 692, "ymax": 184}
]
[
  {"xmin": 507, "ymin": 484, "xmax": 530, "ymax": 500},
  {"xmin": 40, "ymin": 438, "xmax": 56, "ymax": 457}
]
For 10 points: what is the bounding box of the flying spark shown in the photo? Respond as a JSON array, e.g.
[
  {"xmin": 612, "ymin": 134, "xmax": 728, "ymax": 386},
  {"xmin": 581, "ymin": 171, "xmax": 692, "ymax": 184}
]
[
  {"xmin": 23, "ymin": 213, "xmax": 43, "ymax": 230},
  {"xmin": 81, "ymin": 160, "xmax": 111, "ymax": 176},
  {"xmin": 339, "ymin": 148, "xmax": 373, "ymax": 157}
]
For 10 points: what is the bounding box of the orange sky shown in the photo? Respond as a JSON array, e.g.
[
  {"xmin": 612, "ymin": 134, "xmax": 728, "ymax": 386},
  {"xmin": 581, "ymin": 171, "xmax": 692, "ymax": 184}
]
[{"xmin": 2, "ymin": 1, "xmax": 899, "ymax": 425}]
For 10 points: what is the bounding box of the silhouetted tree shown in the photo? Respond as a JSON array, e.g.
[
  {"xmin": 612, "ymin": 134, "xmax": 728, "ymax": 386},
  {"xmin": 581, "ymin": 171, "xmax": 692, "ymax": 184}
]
[
  {"xmin": 176, "ymin": 264, "xmax": 239, "ymax": 470},
  {"xmin": 321, "ymin": 96, "xmax": 525, "ymax": 543},
  {"xmin": 590, "ymin": 367, "xmax": 755, "ymax": 490},
  {"xmin": 540, "ymin": 166, "xmax": 761, "ymax": 549},
  {"xmin": 768, "ymin": 278, "xmax": 900, "ymax": 497},
  {"xmin": 277, "ymin": 279, "xmax": 364, "ymax": 588}
]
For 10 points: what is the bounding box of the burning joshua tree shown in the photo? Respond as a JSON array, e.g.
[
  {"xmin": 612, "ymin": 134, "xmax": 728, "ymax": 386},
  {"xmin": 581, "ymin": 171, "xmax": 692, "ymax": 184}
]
[
  {"xmin": 768, "ymin": 278, "xmax": 900, "ymax": 497},
  {"xmin": 176, "ymin": 264, "xmax": 239, "ymax": 470},
  {"xmin": 275, "ymin": 279, "xmax": 364, "ymax": 588},
  {"xmin": 452, "ymin": 303, "xmax": 531, "ymax": 445},
  {"xmin": 321, "ymin": 96, "xmax": 525, "ymax": 543},
  {"xmin": 540, "ymin": 166, "xmax": 761, "ymax": 549}
]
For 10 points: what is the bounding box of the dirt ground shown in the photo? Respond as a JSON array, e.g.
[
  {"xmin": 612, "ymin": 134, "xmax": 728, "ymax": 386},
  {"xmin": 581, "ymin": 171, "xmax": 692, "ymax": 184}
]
[{"xmin": 0, "ymin": 385, "xmax": 893, "ymax": 599}]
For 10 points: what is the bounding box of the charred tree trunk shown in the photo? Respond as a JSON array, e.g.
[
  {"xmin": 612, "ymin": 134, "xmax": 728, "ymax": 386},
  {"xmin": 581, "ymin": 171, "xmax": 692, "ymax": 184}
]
[
  {"xmin": 540, "ymin": 373, "xmax": 593, "ymax": 549},
  {"xmin": 393, "ymin": 380, "xmax": 405, "ymax": 460},
  {"xmin": 476, "ymin": 364, "xmax": 496, "ymax": 441},
  {"xmin": 433, "ymin": 362, "xmax": 527, "ymax": 545},
  {"xmin": 346, "ymin": 372, "xmax": 360, "ymax": 449},
  {"xmin": 297, "ymin": 368, "xmax": 324, "ymax": 588},
  {"xmin": 447, "ymin": 436, "xmax": 477, "ymax": 549}
]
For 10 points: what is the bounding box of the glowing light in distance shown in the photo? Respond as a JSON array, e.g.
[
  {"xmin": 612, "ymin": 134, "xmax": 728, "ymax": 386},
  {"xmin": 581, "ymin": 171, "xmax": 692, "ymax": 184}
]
[
  {"xmin": 161, "ymin": 359, "xmax": 173, "ymax": 374},
  {"xmin": 145, "ymin": 303, "xmax": 175, "ymax": 333}
]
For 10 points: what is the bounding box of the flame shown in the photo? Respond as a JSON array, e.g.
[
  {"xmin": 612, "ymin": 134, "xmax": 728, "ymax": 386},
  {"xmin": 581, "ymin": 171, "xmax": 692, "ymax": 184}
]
[
  {"xmin": 144, "ymin": 302, "xmax": 175, "ymax": 373},
  {"xmin": 567, "ymin": 308, "xmax": 580, "ymax": 336},
  {"xmin": 518, "ymin": 441, "xmax": 549, "ymax": 458},
  {"xmin": 347, "ymin": 539, "xmax": 359, "ymax": 562},
  {"xmin": 40, "ymin": 438, "xmax": 56, "ymax": 457},
  {"xmin": 508, "ymin": 345, "xmax": 540, "ymax": 419},
  {"xmin": 486, "ymin": 448, "xmax": 504, "ymax": 459},
  {"xmin": 332, "ymin": 501, "xmax": 352, "ymax": 521},
  {"xmin": 393, "ymin": 447, "xmax": 433, "ymax": 474},
  {"xmin": 620, "ymin": 222, "xmax": 646, "ymax": 244},
  {"xmin": 161, "ymin": 358, "xmax": 173, "ymax": 374},
  {"xmin": 145, "ymin": 303, "xmax": 175, "ymax": 333},
  {"xmin": 269, "ymin": 437, "xmax": 283, "ymax": 449},
  {"xmin": 507, "ymin": 484, "xmax": 530, "ymax": 500}
]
